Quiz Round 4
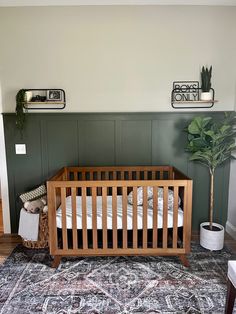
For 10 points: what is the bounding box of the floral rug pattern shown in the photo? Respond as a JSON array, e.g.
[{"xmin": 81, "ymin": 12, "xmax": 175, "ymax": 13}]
[{"xmin": 0, "ymin": 243, "xmax": 234, "ymax": 313}]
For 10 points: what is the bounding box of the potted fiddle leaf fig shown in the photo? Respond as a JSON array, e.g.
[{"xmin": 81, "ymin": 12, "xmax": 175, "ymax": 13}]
[
  {"xmin": 16, "ymin": 89, "xmax": 27, "ymax": 132},
  {"xmin": 186, "ymin": 112, "xmax": 236, "ymax": 250},
  {"xmin": 200, "ymin": 65, "xmax": 212, "ymax": 101}
]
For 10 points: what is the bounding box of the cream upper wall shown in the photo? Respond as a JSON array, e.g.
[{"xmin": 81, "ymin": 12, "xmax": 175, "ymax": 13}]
[{"xmin": 0, "ymin": 6, "xmax": 236, "ymax": 112}]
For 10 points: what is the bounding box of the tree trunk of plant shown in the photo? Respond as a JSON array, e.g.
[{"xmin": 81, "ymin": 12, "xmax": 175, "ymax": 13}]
[{"xmin": 209, "ymin": 170, "xmax": 214, "ymax": 230}]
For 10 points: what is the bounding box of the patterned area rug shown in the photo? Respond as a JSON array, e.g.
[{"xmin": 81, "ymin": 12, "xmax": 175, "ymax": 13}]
[{"xmin": 0, "ymin": 243, "xmax": 235, "ymax": 313}]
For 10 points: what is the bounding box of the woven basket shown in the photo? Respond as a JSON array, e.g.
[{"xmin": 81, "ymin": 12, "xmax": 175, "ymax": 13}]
[{"xmin": 22, "ymin": 212, "xmax": 49, "ymax": 249}]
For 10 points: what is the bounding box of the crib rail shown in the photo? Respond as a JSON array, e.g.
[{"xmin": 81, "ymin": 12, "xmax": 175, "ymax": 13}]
[
  {"xmin": 47, "ymin": 178, "xmax": 192, "ymax": 259},
  {"xmin": 64, "ymin": 166, "xmax": 176, "ymax": 182}
]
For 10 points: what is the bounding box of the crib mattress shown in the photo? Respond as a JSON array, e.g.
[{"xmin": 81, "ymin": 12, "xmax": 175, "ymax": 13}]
[{"xmin": 56, "ymin": 195, "xmax": 183, "ymax": 230}]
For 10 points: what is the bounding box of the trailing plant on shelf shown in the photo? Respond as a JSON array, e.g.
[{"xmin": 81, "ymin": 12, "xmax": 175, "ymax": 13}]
[
  {"xmin": 15, "ymin": 89, "xmax": 27, "ymax": 131},
  {"xmin": 185, "ymin": 112, "xmax": 236, "ymax": 249}
]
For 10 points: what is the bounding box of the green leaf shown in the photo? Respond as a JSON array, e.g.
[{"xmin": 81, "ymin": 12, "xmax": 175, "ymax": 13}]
[
  {"xmin": 204, "ymin": 130, "xmax": 215, "ymax": 138},
  {"xmin": 202, "ymin": 117, "xmax": 212, "ymax": 128},
  {"xmin": 188, "ymin": 117, "xmax": 202, "ymax": 134},
  {"xmin": 220, "ymin": 125, "xmax": 231, "ymax": 134},
  {"xmin": 201, "ymin": 65, "xmax": 212, "ymax": 92},
  {"xmin": 185, "ymin": 111, "xmax": 236, "ymax": 170}
]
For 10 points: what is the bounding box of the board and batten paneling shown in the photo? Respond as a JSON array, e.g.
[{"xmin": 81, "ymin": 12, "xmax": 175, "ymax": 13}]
[
  {"xmin": 45, "ymin": 120, "xmax": 79, "ymax": 178},
  {"xmin": 78, "ymin": 120, "xmax": 115, "ymax": 166},
  {"xmin": 152, "ymin": 118, "xmax": 189, "ymax": 172},
  {"xmin": 116, "ymin": 120, "xmax": 152, "ymax": 165},
  {"xmin": 3, "ymin": 112, "xmax": 230, "ymax": 233},
  {"xmin": 3, "ymin": 118, "xmax": 43, "ymax": 230}
]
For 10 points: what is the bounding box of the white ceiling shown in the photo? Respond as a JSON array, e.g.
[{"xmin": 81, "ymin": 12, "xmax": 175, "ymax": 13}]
[{"xmin": 0, "ymin": 0, "xmax": 236, "ymax": 6}]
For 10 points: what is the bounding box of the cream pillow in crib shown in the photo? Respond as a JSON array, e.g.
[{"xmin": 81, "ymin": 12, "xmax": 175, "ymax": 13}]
[
  {"xmin": 128, "ymin": 186, "xmax": 153, "ymax": 205},
  {"xmin": 148, "ymin": 188, "xmax": 181, "ymax": 211}
]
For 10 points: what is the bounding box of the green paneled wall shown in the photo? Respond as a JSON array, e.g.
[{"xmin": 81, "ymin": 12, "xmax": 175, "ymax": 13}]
[{"xmin": 3, "ymin": 112, "xmax": 230, "ymax": 233}]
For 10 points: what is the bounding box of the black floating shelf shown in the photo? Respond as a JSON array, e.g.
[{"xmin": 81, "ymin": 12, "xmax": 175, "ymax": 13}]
[
  {"xmin": 23, "ymin": 89, "xmax": 66, "ymax": 110},
  {"xmin": 171, "ymin": 86, "xmax": 216, "ymax": 109}
]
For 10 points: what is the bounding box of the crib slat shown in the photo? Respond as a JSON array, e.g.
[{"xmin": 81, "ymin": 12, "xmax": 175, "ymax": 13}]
[
  {"xmin": 169, "ymin": 168, "xmax": 173, "ymax": 180},
  {"xmin": 160, "ymin": 171, "xmax": 163, "ymax": 180},
  {"xmin": 152, "ymin": 171, "xmax": 156, "ymax": 180},
  {"xmin": 54, "ymin": 188, "xmax": 59, "ymax": 250},
  {"xmin": 97, "ymin": 172, "xmax": 102, "ymax": 196},
  {"xmin": 61, "ymin": 188, "xmax": 68, "ymax": 250},
  {"xmin": 183, "ymin": 186, "xmax": 187, "ymax": 248},
  {"xmin": 122, "ymin": 186, "xmax": 128, "ymax": 249},
  {"xmin": 112, "ymin": 187, "xmax": 117, "ymax": 249},
  {"xmin": 152, "ymin": 186, "xmax": 158, "ymax": 248},
  {"xmin": 105, "ymin": 171, "xmax": 109, "ymax": 180},
  {"xmin": 86, "ymin": 173, "xmax": 91, "ymax": 196},
  {"xmin": 144, "ymin": 171, "xmax": 148, "ymax": 180},
  {"xmin": 74, "ymin": 172, "xmax": 78, "ymax": 181},
  {"xmin": 71, "ymin": 187, "xmax": 77, "ymax": 250},
  {"xmin": 143, "ymin": 186, "xmax": 148, "ymax": 249},
  {"xmin": 92, "ymin": 187, "xmax": 98, "ymax": 249},
  {"xmin": 173, "ymin": 186, "xmax": 179, "ymax": 249},
  {"xmin": 128, "ymin": 171, "xmax": 132, "ymax": 180},
  {"xmin": 113, "ymin": 171, "xmax": 117, "ymax": 180},
  {"xmin": 102, "ymin": 187, "xmax": 107, "ymax": 249},
  {"xmin": 163, "ymin": 186, "xmax": 168, "ymax": 249},
  {"xmin": 82, "ymin": 172, "xmax": 86, "ymax": 180},
  {"xmin": 82, "ymin": 187, "xmax": 88, "ymax": 249},
  {"xmin": 121, "ymin": 171, "xmax": 125, "ymax": 180},
  {"xmin": 136, "ymin": 171, "xmax": 140, "ymax": 180},
  {"xmin": 133, "ymin": 187, "xmax": 138, "ymax": 249}
]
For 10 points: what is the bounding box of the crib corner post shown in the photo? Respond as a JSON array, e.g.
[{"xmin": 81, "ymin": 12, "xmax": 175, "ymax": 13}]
[
  {"xmin": 52, "ymin": 255, "xmax": 61, "ymax": 268},
  {"xmin": 179, "ymin": 255, "xmax": 190, "ymax": 268},
  {"xmin": 47, "ymin": 182, "xmax": 57, "ymax": 255},
  {"xmin": 63, "ymin": 167, "xmax": 69, "ymax": 181},
  {"xmin": 185, "ymin": 180, "xmax": 193, "ymax": 253}
]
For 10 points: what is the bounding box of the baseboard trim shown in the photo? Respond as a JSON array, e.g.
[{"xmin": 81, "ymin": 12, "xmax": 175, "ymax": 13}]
[{"xmin": 226, "ymin": 221, "xmax": 236, "ymax": 240}]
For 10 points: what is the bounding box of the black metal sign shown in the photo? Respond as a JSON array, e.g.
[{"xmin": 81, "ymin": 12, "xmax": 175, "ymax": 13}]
[{"xmin": 172, "ymin": 81, "xmax": 199, "ymax": 102}]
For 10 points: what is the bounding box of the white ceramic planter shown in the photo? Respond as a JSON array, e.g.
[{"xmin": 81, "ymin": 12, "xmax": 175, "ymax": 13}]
[
  {"xmin": 200, "ymin": 222, "xmax": 224, "ymax": 251},
  {"xmin": 200, "ymin": 92, "xmax": 212, "ymax": 101}
]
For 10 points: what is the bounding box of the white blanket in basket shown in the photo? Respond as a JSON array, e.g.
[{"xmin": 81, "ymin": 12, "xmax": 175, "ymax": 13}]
[{"xmin": 18, "ymin": 208, "xmax": 39, "ymax": 241}]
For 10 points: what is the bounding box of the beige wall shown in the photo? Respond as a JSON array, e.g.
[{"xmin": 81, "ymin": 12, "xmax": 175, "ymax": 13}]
[{"xmin": 0, "ymin": 5, "xmax": 236, "ymax": 112}]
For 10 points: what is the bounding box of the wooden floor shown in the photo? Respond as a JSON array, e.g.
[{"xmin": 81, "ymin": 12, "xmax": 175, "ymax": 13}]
[
  {"xmin": 0, "ymin": 234, "xmax": 22, "ymax": 262},
  {"xmin": 0, "ymin": 199, "xmax": 22, "ymax": 262}
]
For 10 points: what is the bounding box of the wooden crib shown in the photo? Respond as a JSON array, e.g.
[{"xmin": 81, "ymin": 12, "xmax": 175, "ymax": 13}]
[{"xmin": 47, "ymin": 166, "xmax": 192, "ymax": 267}]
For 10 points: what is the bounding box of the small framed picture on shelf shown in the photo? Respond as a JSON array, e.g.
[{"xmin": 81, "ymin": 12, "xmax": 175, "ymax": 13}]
[{"xmin": 46, "ymin": 90, "xmax": 62, "ymax": 102}]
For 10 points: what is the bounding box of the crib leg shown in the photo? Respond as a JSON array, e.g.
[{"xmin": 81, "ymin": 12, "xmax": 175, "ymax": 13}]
[
  {"xmin": 179, "ymin": 255, "xmax": 190, "ymax": 267},
  {"xmin": 52, "ymin": 255, "xmax": 61, "ymax": 268}
]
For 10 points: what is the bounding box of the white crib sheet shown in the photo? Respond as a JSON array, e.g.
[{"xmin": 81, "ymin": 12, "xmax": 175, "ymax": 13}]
[{"xmin": 56, "ymin": 195, "xmax": 183, "ymax": 230}]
